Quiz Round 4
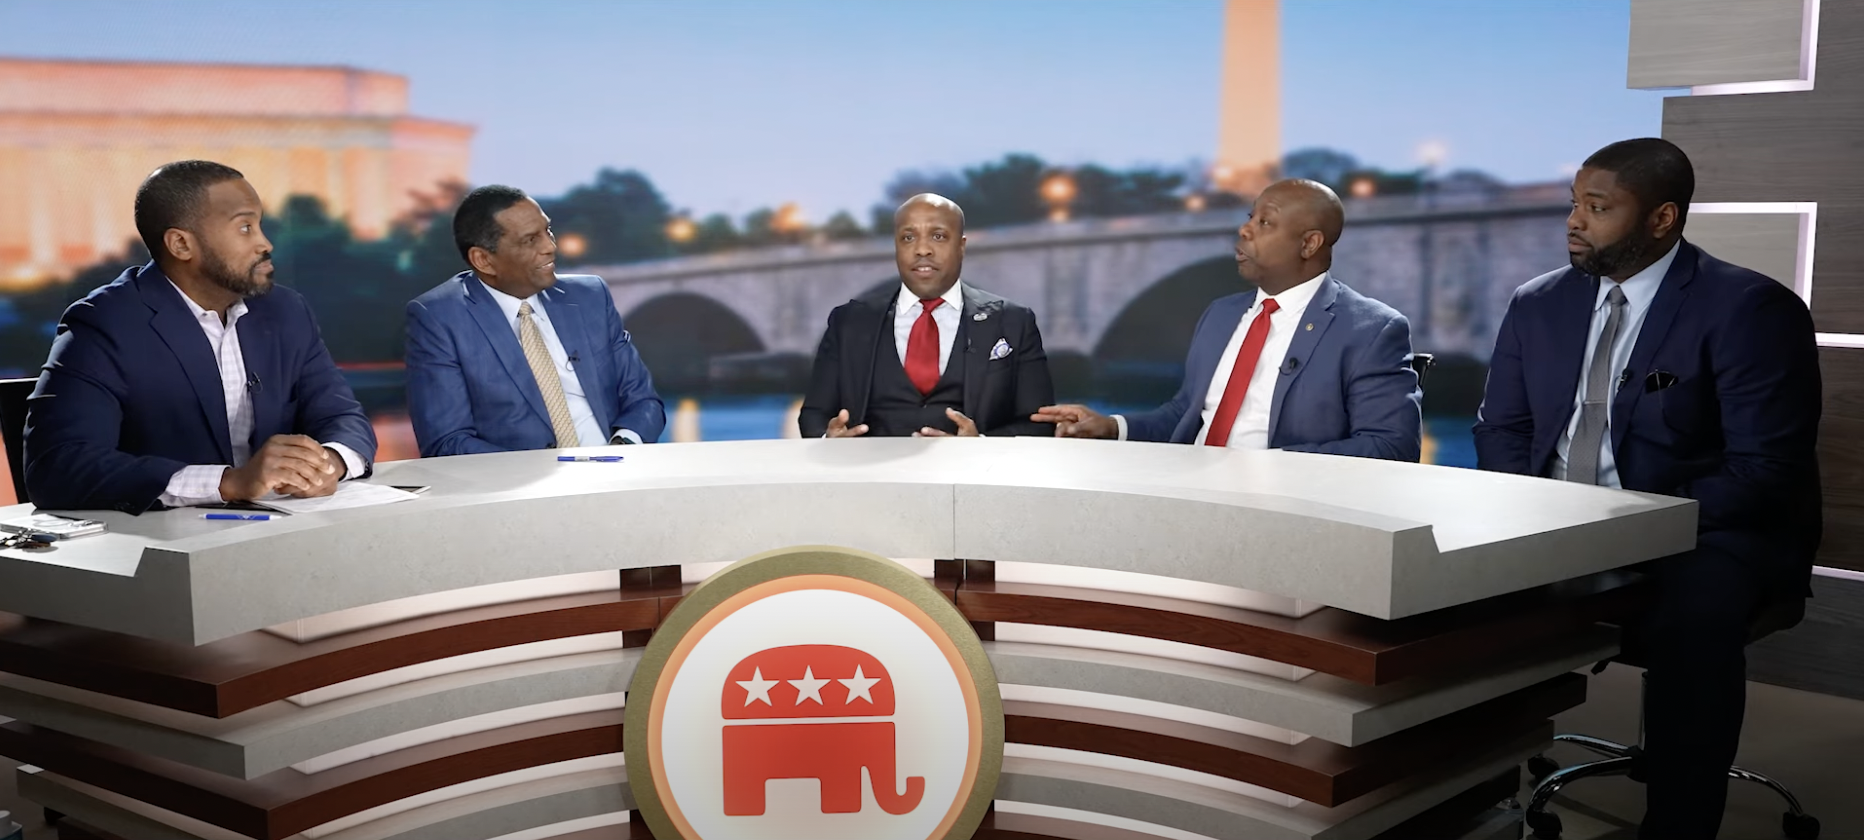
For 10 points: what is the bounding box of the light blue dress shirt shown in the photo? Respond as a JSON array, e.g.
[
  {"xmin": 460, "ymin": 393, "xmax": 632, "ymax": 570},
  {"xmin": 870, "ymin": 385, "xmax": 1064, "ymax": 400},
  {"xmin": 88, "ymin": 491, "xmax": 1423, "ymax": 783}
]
[{"xmin": 1552, "ymin": 241, "xmax": 1681, "ymax": 488}]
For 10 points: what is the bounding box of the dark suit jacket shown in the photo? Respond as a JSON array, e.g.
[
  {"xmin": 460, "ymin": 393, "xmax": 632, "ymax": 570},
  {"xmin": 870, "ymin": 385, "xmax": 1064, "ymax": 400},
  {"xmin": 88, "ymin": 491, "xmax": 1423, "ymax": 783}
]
[
  {"xmin": 1123, "ymin": 275, "xmax": 1422, "ymax": 461},
  {"xmin": 405, "ymin": 272, "xmax": 665, "ymax": 456},
  {"xmin": 799, "ymin": 283, "xmax": 1054, "ymax": 438},
  {"xmin": 23, "ymin": 263, "xmax": 377, "ymax": 513},
  {"xmin": 1474, "ymin": 241, "xmax": 1822, "ymax": 592}
]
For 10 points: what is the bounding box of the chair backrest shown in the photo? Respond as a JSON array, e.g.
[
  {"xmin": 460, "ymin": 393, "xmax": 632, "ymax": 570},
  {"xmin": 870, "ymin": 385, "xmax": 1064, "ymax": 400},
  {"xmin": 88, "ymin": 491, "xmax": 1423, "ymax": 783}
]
[
  {"xmin": 0, "ymin": 377, "xmax": 35, "ymax": 505},
  {"xmin": 1408, "ymin": 352, "xmax": 1435, "ymax": 390}
]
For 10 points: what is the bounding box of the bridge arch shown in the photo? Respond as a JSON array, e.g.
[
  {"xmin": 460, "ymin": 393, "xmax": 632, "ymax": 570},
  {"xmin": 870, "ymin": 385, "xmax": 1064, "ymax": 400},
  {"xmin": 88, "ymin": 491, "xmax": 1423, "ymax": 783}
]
[
  {"xmin": 1091, "ymin": 255, "xmax": 1241, "ymax": 403},
  {"xmin": 622, "ymin": 292, "xmax": 766, "ymax": 394}
]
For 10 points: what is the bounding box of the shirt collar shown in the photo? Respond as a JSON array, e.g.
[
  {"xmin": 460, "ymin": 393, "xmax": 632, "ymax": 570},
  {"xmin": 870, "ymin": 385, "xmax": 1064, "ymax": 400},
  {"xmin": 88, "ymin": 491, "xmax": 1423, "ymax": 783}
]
[
  {"xmin": 475, "ymin": 273, "xmax": 542, "ymax": 323},
  {"xmin": 166, "ymin": 279, "xmax": 248, "ymax": 327},
  {"xmin": 1597, "ymin": 240, "xmax": 1679, "ymax": 313},
  {"xmin": 897, "ymin": 280, "xmax": 965, "ymax": 315},
  {"xmin": 1256, "ymin": 270, "xmax": 1328, "ymax": 317}
]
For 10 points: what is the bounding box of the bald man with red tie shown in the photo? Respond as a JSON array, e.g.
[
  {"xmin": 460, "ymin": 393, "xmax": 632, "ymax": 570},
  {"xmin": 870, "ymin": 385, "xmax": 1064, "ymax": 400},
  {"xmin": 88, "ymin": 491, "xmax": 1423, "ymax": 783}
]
[
  {"xmin": 1035, "ymin": 179, "xmax": 1421, "ymax": 459},
  {"xmin": 798, "ymin": 194, "xmax": 1055, "ymax": 439}
]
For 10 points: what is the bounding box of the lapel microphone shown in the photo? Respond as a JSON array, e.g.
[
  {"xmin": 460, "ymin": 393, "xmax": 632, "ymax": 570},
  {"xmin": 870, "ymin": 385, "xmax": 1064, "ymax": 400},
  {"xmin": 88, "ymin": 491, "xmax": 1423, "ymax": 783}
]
[
  {"xmin": 1281, "ymin": 357, "xmax": 1301, "ymax": 374},
  {"xmin": 246, "ymin": 373, "xmax": 261, "ymax": 393}
]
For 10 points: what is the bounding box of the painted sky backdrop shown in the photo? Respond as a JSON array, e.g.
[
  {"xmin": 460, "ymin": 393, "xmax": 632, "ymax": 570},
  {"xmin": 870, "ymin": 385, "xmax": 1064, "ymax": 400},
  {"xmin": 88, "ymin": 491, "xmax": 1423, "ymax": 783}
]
[{"xmin": 1, "ymin": 0, "xmax": 1667, "ymax": 222}]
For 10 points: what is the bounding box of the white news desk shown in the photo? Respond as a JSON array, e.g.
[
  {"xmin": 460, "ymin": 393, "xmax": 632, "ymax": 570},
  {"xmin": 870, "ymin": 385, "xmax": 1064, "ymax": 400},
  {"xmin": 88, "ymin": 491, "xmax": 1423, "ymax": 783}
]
[{"xmin": 0, "ymin": 438, "xmax": 1696, "ymax": 840}]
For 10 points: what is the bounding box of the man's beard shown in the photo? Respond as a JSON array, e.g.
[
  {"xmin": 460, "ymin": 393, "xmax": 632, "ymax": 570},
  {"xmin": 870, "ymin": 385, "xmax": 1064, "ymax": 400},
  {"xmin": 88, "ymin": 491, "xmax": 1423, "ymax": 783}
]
[
  {"xmin": 201, "ymin": 247, "xmax": 273, "ymax": 298},
  {"xmin": 1571, "ymin": 229, "xmax": 1658, "ymax": 279}
]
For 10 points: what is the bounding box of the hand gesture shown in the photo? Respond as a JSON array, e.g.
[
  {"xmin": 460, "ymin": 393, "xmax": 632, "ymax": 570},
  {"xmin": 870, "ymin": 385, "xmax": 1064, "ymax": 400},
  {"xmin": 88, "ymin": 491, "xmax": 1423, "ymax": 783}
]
[
  {"xmin": 916, "ymin": 408, "xmax": 980, "ymax": 437},
  {"xmin": 1031, "ymin": 404, "xmax": 1119, "ymax": 439},
  {"xmin": 825, "ymin": 409, "xmax": 869, "ymax": 438},
  {"xmin": 219, "ymin": 435, "xmax": 340, "ymax": 501}
]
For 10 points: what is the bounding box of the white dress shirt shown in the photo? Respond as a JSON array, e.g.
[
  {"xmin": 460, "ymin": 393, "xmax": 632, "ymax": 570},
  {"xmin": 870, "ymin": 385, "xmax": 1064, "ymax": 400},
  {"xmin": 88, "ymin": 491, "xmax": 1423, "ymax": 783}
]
[
  {"xmin": 893, "ymin": 281, "xmax": 964, "ymax": 374},
  {"xmin": 159, "ymin": 281, "xmax": 367, "ymax": 507},
  {"xmin": 1116, "ymin": 272, "xmax": 1328, "ymax": 448},
  {"xmin": 1552, "ymin": 241, "xmax": 1679, "ymax": 488},
  {"xmin": 479, "ymin": 281, "xmax": 640, "ymax": 446}
]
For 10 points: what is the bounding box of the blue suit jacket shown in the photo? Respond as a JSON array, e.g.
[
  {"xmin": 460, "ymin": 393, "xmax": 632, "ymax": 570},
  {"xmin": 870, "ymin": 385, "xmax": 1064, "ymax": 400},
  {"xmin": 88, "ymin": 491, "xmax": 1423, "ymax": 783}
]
[
  {"xmin": 1123, "ymin": 275, "xmax": 1422, "ymax": 460},
  {"xmin": 405, "ymin": 272, "xmax": 665, "ymax": 456},
  {"xmin": 23, "ymin": 263, "xmax": 377, "ymax": 513},
  {"xmin": 1474, "ymin": 241, "xmax": 1822, "ymax": 591}
]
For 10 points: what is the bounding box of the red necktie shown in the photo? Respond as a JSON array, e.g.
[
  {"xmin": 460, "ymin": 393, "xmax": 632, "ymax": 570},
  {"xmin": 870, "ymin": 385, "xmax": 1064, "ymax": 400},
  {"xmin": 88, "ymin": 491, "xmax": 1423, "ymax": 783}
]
[
  {"xmin": 904, "ymin": 298, "xmax": 942, "ymax": 395},
  {"xmin": 1203, "ymin": 298, "xmax": 1280, "ymax": 447}
]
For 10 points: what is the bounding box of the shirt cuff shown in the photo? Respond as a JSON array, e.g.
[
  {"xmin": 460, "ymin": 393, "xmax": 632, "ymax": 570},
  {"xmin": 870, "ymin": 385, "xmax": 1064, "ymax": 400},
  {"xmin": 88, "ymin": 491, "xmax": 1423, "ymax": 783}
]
[
  {"xmin": 1113, "ymin": 414, "xmax": 1129, "ymax": 441},
  {"xmin": 610, "ymin": 429, "xmax": 643, "ymax": 445},
  {"xmin": 322, "ymin": 442, "xmax": 368, "ymax": 480},
  {"xmin": 160, "ymin": 465, "xmax": 228, "ymax": 507}
]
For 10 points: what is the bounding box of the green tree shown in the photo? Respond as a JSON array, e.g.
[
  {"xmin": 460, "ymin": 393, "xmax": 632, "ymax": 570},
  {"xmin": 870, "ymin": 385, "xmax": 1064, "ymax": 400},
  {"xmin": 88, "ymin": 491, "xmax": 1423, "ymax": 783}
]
[
  {"xmin": 541, "ymin": 168, "xmax": 673, "ymax": 265},
  {"xmin": 820, "ymin": 211, "xmax": 867, "ymax": 241}
]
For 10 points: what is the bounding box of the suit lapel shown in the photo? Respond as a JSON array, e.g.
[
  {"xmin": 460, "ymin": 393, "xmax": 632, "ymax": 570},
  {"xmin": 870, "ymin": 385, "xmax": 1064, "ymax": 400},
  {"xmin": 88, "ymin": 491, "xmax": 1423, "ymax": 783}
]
[
  {"xmin": 541, "ymin": 284, "xmax": 608, "ymax": 427},
  {"xmin": 1186, "ymin": 293, "xmax": 1255, "ymax": 419},
  {"xmin": 959, "ymin": 287, "xmax": 1004, "ymax": 421},
  {"xmin": 235, "ymin": 306, "xmax": 275, "ymax": 455},
  {"xmin": 848, "ymin": 288, "xmax": 892, "ymax": 424},
  {"xmin": 463, "ymin": 274, "xmax": 553, "ymax": 428},
  {"xmin": 1268, "ymin": 278, "xmax": 1338, "ymax": 444},
  {"xmin": 1610, "ymin": 243, "xmax": 1697, "ymax": 454},
  {"xmin": 1542, "ymin": 268, "xmax": 1598, "ymax": 467},
  {"xmin": 138, "ymin": 267, "xmax": 234, "ymax": 464}
]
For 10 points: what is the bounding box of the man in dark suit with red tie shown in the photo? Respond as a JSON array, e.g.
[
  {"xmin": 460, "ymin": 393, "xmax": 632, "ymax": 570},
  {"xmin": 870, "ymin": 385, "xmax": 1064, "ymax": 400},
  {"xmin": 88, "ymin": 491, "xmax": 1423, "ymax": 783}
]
[
  {"xmin": 798, "ymin": 194, "xmax": 1054, "ymax": 438},
  {"xmin": 1033, "ymin": 179, "xmax": 1420, "ymax": 459},
  {"xmin": 1474, "ymin": 138, "xmax": 1821, "ymax": 838}
]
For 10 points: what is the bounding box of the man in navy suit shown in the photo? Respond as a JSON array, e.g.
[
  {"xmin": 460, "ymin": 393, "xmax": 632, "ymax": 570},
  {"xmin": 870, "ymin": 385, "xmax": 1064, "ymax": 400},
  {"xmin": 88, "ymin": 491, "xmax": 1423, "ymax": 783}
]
[
  {"xmin": 405, "ymin": 185, "xmax": 664, "ymax": 457},
  {"xmin": 24, "ymin": 160, "xmax": 377, "ymax": 513},
  {"xmin": 1474, "ymin": 138, "xmax": 1821, "ymax": 838},
  {"xmin": 1034, "ymin": 179, "xmax": 1421, "ymax": 460}
]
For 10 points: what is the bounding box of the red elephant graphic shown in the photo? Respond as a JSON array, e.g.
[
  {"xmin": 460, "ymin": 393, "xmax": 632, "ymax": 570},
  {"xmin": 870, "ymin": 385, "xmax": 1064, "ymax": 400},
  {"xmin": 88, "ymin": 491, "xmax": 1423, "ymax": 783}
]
[{"xmin": 720, "ymin": 644, "xmax": 926, "ymax": 817}]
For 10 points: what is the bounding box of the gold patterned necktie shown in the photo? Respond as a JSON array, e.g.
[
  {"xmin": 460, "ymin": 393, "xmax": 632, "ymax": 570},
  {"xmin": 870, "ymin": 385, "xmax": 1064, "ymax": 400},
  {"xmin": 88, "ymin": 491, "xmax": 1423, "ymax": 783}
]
[{"xmin": 516, "ymin": 301, "xmax": 581, "ymax": 448}]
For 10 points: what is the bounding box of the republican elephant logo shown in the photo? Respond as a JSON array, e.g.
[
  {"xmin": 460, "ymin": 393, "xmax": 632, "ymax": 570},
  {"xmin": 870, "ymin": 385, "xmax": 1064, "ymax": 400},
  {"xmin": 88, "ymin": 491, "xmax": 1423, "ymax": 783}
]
[{"xmin": 720, "ymin": 644, "xmax": 925, "ymax": 816}]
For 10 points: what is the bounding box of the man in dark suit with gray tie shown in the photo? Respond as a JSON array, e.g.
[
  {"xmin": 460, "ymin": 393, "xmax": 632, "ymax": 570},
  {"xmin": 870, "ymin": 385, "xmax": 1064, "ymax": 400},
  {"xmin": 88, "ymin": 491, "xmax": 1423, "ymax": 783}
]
[{"xmin": 1474, "ymin": 138, "xmax": 1822, "ymax": 838}]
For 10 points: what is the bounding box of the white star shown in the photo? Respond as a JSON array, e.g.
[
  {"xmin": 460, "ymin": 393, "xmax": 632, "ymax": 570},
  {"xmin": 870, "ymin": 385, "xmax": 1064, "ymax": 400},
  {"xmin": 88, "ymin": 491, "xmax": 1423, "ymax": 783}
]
[
  {"xmin": 789, "ymin": 667, "xmax": 829, "ymax": 705},
  {"xmin": 737, "ymin": 667, "xmax": 778, "ymax": 707},
  {"xmin": 839, "ymin": 666, "xmax": 881, "ymax": 705}
]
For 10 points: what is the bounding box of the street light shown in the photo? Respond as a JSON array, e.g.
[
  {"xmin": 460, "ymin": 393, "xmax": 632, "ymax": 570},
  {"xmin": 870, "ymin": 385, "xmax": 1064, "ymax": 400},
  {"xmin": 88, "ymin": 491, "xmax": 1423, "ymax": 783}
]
[
  {"xmin": 1184, "ymin": 193, "xmax": 1207, "ymax": 212},
  {"xmin": 1349, "ymin": 177, "xmax": 1376, "ymax": 199},
  {"xmin": 1041, "ymin": 172, "xmax": 1077, "ymax": 222},
  {"xmin": 665, "ymin": 217, "xmax": 697, "ymax": 244},
  {"xmin": 772, "ymin": 203, "xmax": 806, "ymax": 235},
  {"xmin": 558, "ymin": 232, "xmax": 588, "ymax": 259}
]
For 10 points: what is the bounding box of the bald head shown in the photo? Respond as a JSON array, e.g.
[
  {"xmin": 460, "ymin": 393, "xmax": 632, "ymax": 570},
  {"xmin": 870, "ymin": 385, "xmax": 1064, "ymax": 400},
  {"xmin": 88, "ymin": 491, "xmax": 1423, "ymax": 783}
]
[
  {"xmin": 1234, "ymin": 179, "xmax": 1347, "ymax": 294},
  {"xmin": 895, "ymin": 193, "xmax": 966, "ymax": 234},
  {"xmin": 894, "ymin": 193, "xmax": 968, "ymax": 299}
]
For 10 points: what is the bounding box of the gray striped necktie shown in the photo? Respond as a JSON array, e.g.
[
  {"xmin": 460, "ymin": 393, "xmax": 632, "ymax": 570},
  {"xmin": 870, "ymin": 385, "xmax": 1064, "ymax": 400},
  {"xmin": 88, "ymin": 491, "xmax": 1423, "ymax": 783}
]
[
  {"xmin": 1566, "ymin": 285, "xmax": 1628, "ymax": 485},
  {"xmin": 517, "ymin": 301, "xmax": 582, "ymax": 448}
]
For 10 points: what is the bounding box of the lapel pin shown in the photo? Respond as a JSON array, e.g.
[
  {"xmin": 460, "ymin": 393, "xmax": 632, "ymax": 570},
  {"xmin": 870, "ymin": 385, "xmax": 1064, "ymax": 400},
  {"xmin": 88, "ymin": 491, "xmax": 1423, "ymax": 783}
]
[
  {"xmin": 1305, "ymin": 323, "xmax": 1313, "ymax": 331},
  {"xmin": 973, "ymin": 311, "xmax": 988, "ymax": 321}
]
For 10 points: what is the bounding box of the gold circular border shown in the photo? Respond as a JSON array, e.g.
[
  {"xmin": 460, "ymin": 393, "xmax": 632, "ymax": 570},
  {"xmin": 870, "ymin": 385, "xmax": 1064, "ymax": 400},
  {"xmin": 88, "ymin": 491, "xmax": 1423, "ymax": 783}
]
[{"xmin": 624, "ymin": 546, "xmax": 1004, "ymax": 840}]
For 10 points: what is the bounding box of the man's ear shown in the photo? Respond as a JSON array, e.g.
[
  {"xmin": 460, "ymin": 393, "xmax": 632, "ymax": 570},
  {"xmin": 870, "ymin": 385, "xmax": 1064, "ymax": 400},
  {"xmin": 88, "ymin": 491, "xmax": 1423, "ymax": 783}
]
[
  {"xmin": 1301, "ymin": 229, "xmax": 1325, "ymax": 260},
  {"xmin": 467, "ymin": 245, "xmax": 496, "ymax": 277},
  {"xmin": 1649, "ymin": 202, "xmax": 1681, "ymax": 240},
  {"xmin": 163, "ymin": 228, "xmax": 196, "ymax": 264}
]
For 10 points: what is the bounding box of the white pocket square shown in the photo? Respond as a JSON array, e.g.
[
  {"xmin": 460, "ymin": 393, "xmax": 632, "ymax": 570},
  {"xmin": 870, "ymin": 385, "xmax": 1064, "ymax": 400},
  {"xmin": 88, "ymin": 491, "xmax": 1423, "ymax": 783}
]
[{"xmin": 989, "ymin": 338, "xmax": 1012, "ymax": 360}]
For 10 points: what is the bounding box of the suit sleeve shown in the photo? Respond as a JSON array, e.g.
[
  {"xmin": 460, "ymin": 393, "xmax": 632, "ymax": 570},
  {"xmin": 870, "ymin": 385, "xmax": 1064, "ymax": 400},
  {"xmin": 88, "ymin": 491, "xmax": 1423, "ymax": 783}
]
[
  {"xmin": 603, "ymin": 293, "xmax": 666, "ymax": 443},
  {"xmin": 982, "ymin": 309, "xmax": 1055, "ymax": 437},
  {"xmin": 1123, "ymin": 304, "xmax": 1219, "ymax": 443},
  {"xmin": 1472, "ymin": 290, "xmax": 1536, "ymax": 475},
  {"xmin": 1280, "ymin": 313, "xmax": 1423, "ymax": 461},
  {"xmin": 404, "ymin": 299, "xmax": 508, "ymax": 458},
  {"xmin": 22, "ymin": 307, "xmax": 189, "ymax": 513},
  {"xmin": 291, "ymin": 297, "xmax": 376, "ymax": 473},
  {"xmin": 798, "ymin": 308, "xmax": 843, "ymax": 438},
  {"xmin": 1676, "ymin": 281, "xmax": 1821, "ymax": 534}
]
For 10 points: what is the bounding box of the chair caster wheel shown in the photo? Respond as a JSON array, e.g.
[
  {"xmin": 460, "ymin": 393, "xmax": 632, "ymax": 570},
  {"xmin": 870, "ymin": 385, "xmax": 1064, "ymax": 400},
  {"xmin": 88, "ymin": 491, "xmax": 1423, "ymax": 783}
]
[
  {"xmin": 1783, "ymin": 811, "xmax": 1820, "ymax": 840},
  {"xmin": 1525, "ymin": 809, "xmax": 1563, "ymax": 839},
  {"xmin": 1527, "ymin": 755, "xmax": 1560, "ymax": 782}
]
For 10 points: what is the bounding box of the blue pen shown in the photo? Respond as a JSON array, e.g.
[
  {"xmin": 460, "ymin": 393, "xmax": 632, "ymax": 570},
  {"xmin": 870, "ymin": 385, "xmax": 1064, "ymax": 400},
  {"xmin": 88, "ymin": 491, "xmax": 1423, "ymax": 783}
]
[
  {"xmin": 202, "ymin": 513, "xmax": 273, "ymax": 521},
  {"xmin": 557, "ymin": 455, "xmax": 624, "ymax": 462}
]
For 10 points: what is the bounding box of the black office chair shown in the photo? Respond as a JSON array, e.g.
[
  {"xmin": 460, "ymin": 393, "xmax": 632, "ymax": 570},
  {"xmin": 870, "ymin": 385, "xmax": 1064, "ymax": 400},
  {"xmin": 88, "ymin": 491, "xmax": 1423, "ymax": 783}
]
[
  {"xmin": 0, "ymin": 376, "xmax": 34, "ymax": 505},
  {"xmin": 1408, "ymin": 352, "xmax": 1434, "ymax": 389},
  {"xmin": 1523, "ymin": 595, "xmax": 1820, "ymax": 839}
]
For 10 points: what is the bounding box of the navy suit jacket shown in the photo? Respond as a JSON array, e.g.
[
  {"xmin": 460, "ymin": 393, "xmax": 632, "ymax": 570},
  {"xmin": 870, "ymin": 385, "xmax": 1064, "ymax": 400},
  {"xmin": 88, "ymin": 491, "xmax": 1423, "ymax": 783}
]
[
  {"xmin": 405, "ymin": 272, "xmax": 665, "ymax": 456},
  {"xmin": 23, "ymin": 263, "xmax": 376, "ymax": 513},
  {"xmin": 1123, "ymin": 275, "xmax": 1422, "ymax": 461},
  {"xmin": 1474, "ymin": 241, "xmax": 1822, "ymax": 592}
]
